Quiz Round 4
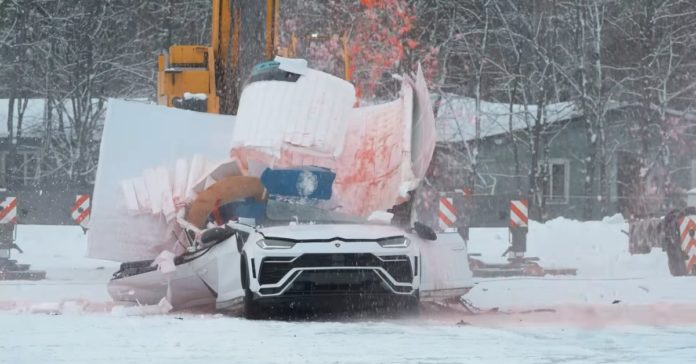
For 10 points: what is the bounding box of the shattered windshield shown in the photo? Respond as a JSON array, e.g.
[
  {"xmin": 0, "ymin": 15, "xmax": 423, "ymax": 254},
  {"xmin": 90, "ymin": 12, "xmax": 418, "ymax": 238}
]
[{"xmin": 265, "ymin": 200, "xmax": 370, "ymax": 225}]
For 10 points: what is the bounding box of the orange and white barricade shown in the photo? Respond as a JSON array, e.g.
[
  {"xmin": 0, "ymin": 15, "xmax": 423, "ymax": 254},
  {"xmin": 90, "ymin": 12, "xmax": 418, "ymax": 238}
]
[
  {"xmin": 0, "ymin": 197, "xmax": 17, "ymax": 224},
  {"xmin": 509, "ymin": 199, "xmax": 528, "ymax": 228},
  {"xmin": 71, "ymin": 194, "xmax": 91, "ymax": 228},
  {"xmin": 679, "ymin": 215, "xmax": 696, "ymax": 274},
  {"xmin": 508, "ymin": 199, "xmax": 528, "ymax": 259},
  {"xmin": 438, "ymin": 196, "xmax": 457, "ymax": 232}
]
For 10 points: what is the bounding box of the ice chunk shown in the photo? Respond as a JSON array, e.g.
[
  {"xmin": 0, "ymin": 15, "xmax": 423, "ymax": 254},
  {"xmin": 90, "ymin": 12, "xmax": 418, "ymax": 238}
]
[{"xmin": 275, "ymin": 56, "xmax": 308, "ymax": 75}]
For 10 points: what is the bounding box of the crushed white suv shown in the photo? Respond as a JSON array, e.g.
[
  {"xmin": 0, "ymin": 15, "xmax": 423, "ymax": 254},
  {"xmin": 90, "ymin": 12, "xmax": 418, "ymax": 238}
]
[{"xmin": 109, "ymin": 200, "xmax": 474, "ymax": 317}]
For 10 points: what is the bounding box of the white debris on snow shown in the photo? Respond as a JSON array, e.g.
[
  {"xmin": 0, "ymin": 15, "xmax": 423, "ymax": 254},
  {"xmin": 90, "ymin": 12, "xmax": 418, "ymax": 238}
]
[{"xmin": 110, "ymin": 298, "xmax": 173, "ymax": 317}]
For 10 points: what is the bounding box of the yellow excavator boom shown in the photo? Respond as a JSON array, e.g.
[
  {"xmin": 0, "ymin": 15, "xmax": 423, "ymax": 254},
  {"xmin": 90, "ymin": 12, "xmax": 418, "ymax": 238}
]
[{"xmin": 156, "ymin": 0, "xmax": 279, "ymax": 115}]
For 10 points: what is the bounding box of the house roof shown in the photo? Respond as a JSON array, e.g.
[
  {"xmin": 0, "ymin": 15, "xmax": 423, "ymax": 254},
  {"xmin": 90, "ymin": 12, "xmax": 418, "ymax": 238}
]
[{"xmin": 435, "ymin": 95, "xmax": 582, "ymax": 142}]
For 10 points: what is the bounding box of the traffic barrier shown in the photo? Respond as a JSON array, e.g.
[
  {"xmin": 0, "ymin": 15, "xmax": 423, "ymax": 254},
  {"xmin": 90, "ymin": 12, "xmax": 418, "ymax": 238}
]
[
  {"xmin": 71, "ymin": 194, "xmax": 91, "ymax": 227},
  {"xmin": 438, "ymin": 197, "xmax": 457, "ymax": 231},
  {"xmin": 679, "ymin": 215, "xmax": 696, "ymax": 273},
  {"xmin": 509, "ymin": 199, "xmax": 528, "ymax": 228},
  {"xmin": 0, "ymin": 197, "xmax": 17, "ymax": 224}
]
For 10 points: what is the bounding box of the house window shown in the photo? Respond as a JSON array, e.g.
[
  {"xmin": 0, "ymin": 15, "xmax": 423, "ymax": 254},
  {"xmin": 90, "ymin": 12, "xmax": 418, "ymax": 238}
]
[
  {"xmin": 547, "ymin": 158, "xmax": 569, "ymax": 203},
  {"xmin": 3, "ymin": 151, "xmax": 40, "ymax": 186},
  {"xmin": 15, "ymin": 151, "xmax": 39, "ymax": 185}
]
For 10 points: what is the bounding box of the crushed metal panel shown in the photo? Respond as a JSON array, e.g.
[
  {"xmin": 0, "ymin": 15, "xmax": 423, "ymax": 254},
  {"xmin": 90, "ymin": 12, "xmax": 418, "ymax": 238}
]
[{"xmin": 419, "ymin": 233, "xmax": 474, "ymax": 300}]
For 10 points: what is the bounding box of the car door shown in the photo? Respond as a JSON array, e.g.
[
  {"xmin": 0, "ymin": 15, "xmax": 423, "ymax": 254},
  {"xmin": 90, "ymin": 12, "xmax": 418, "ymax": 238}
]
[
  {"xmin": 418, "ymin": 231, "xmax": 474, "ymax": 301},
  {"xmin": 194, "ymin": 223, "xmax": 255, "ymax": 311}
]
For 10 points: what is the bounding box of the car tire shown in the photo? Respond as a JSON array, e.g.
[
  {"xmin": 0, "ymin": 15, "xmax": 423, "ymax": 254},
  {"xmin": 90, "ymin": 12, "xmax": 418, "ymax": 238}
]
[
  {"xmin": 398, "ymin": 294, "xmax": 420, "ymax": 316},
  {"xmin": 243, "ymin": 289, "xmax": 265, "ymax": 320},
  {"xmin": 240, "ymin": 254, "xmax": 265, "ymax": 319}
]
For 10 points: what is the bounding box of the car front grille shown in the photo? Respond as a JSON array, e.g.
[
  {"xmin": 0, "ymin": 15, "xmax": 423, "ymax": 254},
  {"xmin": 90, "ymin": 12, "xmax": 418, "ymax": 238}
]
[
  {"xmin": 258, "ymin": 253, "xmax": 413, "ymax": 285},
  {"xmin": 284, "ymin": 269, "xmax": 389, "ymax": 296}
]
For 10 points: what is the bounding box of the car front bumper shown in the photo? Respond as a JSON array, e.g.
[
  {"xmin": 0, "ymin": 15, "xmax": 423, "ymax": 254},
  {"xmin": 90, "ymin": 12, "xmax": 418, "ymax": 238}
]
[{"xmin": 245, "ymin": 242, "xmax": 420, "ymax": 302}]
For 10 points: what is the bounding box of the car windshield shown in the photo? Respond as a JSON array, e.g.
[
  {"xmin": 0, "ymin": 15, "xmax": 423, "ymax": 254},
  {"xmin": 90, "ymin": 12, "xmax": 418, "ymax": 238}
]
[{"xmin": 264, "ymin": 200, "xmax": 369, "ymax": 225}]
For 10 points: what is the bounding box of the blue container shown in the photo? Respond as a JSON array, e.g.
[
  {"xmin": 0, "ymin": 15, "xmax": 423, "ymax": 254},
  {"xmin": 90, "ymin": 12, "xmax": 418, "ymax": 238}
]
[{"xmin": 260, "ymin": 167, "xmax": 335, "ymax": 200}]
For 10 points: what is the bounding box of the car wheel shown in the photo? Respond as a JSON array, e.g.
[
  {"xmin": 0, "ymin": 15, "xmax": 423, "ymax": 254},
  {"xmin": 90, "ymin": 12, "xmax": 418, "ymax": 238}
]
[
  {"xmin": 398, "ymin": 293, "xmax": 420, "ymax": 316},
  {"xmin": 240, "ymin": 254, "xmax": 266, "ymax": 319}
]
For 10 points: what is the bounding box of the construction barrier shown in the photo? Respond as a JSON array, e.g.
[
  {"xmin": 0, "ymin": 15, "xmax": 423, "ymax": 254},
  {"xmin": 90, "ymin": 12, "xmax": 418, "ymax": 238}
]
[
  {"xmin": 678, "ymin": 215, "xmax": 696, "ymax": 273},
  {"xmin": 0, "ymin": 197, "xmax": 17, "ymax": 224},
  {"xmin": 509, "ymin": 199, "xmax": 528, "ymax": 228},
  {"xmin": 508, "ymin": 199, "xmax": 528, "ymax": 259},
  {"xmin": 71, "ymin": 194, "xmax": 91, "ymax": 228},
  {"xmin": 438, "ymin": 197, "xmax": 457, "ymax": 231}
]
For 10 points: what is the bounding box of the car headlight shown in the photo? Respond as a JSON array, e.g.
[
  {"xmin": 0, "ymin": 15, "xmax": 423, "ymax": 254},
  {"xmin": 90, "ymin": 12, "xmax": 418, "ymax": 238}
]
[
  {"xmin": 377, "ymin": 236, "xmax": 410, "ymax": 248},
  {"xmin": 256, "ymin": 239, "xmax": 296, "ymax": 249}
]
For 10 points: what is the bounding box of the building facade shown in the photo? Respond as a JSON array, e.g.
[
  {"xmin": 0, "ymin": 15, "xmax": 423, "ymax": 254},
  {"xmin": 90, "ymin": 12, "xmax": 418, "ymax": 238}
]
[{"xmin": 435, "ymin": 96, "xmax": 696, "ymax": 224}]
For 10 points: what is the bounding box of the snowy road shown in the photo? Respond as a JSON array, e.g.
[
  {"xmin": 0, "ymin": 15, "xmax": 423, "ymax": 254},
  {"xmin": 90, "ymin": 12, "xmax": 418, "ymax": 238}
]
[
  {"xmin": 4, "ymin": 222, "xmax": 696, "ymax": 363},
  {"xmin": 3, "ymin": 313, "xmax": 696, "ymax": 364}
]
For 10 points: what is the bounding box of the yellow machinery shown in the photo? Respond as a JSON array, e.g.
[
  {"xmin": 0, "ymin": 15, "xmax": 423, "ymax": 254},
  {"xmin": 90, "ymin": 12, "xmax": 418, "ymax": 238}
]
[
  {"xmin": 156, "ymin": 0, "xmax": 354, "ymax": 114},
  {"xmin": 157, "ymin": 0, "xmax": 279, "ymax": 114}
]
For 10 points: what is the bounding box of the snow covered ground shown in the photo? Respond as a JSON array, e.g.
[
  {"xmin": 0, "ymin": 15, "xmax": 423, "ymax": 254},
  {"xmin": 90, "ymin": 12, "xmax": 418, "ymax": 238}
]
[
  {"xmin": 3, "ymin": 219, "xmax": 696, "ymax": 363},
  {"xmin": 4, "ymin": 313, "xmax": 696, "ymax": 364}
]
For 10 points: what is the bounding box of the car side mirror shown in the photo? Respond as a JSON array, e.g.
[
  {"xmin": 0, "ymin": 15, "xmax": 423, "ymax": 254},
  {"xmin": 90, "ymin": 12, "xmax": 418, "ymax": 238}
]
[
  {"xmin": 414, "ymin": 222, "xmax": 437, "ymax": 241},
  {"xmin": 200, "ymin": 225, "xmax": 235, "ymax": 246}
]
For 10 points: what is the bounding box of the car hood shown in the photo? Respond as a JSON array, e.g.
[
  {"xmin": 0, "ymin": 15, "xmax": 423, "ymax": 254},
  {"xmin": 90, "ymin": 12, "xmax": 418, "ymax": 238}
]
[{"xmin": 258, "ymin": 223, "xmax": 407, "ymax": 241}]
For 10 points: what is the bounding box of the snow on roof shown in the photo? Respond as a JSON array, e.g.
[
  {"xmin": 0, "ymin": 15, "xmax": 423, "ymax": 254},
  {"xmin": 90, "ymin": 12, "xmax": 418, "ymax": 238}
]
[
  {"xmin": 0, "ymin": 98, "xmax": 151, "ymax": 138},
  {"xmin": 435, "ymin": 95, "xmax": 581, "ymax": 142}
]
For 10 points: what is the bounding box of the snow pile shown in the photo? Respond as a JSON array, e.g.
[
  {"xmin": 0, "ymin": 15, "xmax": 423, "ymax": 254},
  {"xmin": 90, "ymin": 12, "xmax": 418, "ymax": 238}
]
[
  {"xmin": 466, "ymin": 216, "xmax": 695, "ymax": 310},
  {"xmin": 0, "ymin": 225, "xmax": 118, "ymax": 308},
  {"xmin": 468, "ymin": 216, "xmax": 670, "ymax": 278},
  {"xmin": 11, "ymin": 225, "xmax": 117, "ymax": 271}
]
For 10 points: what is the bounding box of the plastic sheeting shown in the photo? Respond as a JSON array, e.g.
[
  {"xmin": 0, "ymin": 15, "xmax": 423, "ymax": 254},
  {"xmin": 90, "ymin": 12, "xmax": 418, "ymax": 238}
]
[
  {"xmin": 231, "ymin": 68, "xmax": 355, "ymax": 158},
  {"xmin": 231, "ymin": 65, "xmax": 435, "ymax": 216},
  {"xmin": 89, "ymin": 62, "xmax": 437, "ymax": 261},
  {"xmin": 88, "ymin": 100, "xmax": 235, "ymax": 261}
]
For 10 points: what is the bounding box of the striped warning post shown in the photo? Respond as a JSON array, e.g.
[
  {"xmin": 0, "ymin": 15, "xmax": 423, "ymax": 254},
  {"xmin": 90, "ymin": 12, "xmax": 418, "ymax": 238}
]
[
  {"xmin": 0, "ymin": 197, "xmax": 17, "ymax": 224},
  {"xmin": 509, "ymin": 199, "xmax": 528, "ymax": 228},
  {"xmin": 679, "ymin": 215, "xmax": 696, "ymax": 274},
  {"xmin": 71, "ymin": 194, "xmax": 91, "ymax": 227},
  {"xmin": 438, "ymin": 197, "xmax": 457, "ymax": 230}
]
